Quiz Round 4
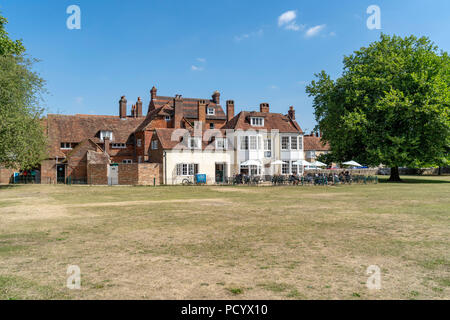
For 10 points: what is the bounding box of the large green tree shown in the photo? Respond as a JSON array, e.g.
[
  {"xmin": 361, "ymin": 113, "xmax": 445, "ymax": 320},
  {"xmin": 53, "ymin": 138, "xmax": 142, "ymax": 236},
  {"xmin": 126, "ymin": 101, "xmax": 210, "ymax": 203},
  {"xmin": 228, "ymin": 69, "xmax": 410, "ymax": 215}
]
[
  {"xmin": 0, "ymin": 12, "xmax": 47, "ymax": 170},
  {"xmin": 306, "ymin": 34, "xmax": 450, "ymax": 181}
]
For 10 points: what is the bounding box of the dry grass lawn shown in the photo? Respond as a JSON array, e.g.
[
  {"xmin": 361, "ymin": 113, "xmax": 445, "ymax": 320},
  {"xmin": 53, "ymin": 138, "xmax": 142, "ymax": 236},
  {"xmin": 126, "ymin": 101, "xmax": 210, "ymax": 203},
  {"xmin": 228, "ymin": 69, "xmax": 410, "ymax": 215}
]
[{"xmin": 0, "ymin": 176, "xmax": 449, "ymax": 300}]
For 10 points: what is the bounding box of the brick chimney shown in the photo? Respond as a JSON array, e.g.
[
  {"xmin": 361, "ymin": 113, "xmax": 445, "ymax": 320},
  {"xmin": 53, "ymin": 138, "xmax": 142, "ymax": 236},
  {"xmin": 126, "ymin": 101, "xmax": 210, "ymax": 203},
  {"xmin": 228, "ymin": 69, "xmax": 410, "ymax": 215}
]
[
  {"xmin": 288, "ymin": 106, "xmax": 295, "ymax": 120},
  {"xmin": 131, "ymin": 104, "xmax": 136, "ymax": 117},
  {"xmin": 103, "ymin": 136, "xmax": 110, "ymax": 155},
  {"xmin": 151, "ymin": 86, "xmax": 157, "ymax": 100},
  {"xmin": 119, "ymin": 96, "xmax": 127, "ymax": 119},
  {"xmin": 136, "ymin": 97, "xmax": 143, "ymax": 117},
  {"xmin": 174, "ymin": 95, "xmax": 184, "ymax": 129},
  {"xmin": 260, "ymin": 103, "xmax": 270, "ymax": 113},
  {"xmin": 226, "ymin": 100, "xmax": 235, "ymax": 122},
  {"xmin": 198, "ymin": 100, "xmax": 206, "ymax": 124},
  {"xmin": 212, "ymin": 90, "xmax": 220, "ymax": 104}
]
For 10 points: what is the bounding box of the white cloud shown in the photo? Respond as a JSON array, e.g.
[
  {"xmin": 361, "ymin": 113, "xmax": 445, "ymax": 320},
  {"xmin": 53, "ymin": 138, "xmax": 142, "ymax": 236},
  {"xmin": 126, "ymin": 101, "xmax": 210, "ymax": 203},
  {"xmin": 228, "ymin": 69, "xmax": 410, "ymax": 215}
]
[
  {"xmin": 234, "ymin": 29, "xmax": 263, "ymax": 42},
  {"xmin": 197, "ymin": 58, "xmax": 206, "ymax": 63},
  {"xmin": 269, "ymin": 85, "xmax": 278, "ymax": 89},
  {"xmin": 305, "ymin": 24, "xmax": 326, "ymax": 38},
  {"xmin": 278, "ymin": 10, "xmax": 303, "ymax": 31},
  {"xmin": 191, "ymin": 65, "xmax": 204, "ymax": 71},
  {"xmin": 329, "ymin": 31, "xmax": 336, "ymax": 37},
  {"xmin": 297, "ymin": 81, "xmax": 307, "ymax": 86},
  {"xmin": 75, "ymin": 97, "xmax": 84, "ymax": 105},
  {"xmin": 278, "ymin": 10, "xmax": 296, "ymax": 26}
]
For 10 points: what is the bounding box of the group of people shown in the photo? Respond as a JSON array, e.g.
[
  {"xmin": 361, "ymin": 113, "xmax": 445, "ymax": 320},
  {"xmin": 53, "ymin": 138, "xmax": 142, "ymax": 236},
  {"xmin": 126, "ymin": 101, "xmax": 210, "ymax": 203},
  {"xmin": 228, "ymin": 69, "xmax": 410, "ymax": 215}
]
[{"xmin": 232, "ymin": 170, "xmax": 358, "ymax": 185}]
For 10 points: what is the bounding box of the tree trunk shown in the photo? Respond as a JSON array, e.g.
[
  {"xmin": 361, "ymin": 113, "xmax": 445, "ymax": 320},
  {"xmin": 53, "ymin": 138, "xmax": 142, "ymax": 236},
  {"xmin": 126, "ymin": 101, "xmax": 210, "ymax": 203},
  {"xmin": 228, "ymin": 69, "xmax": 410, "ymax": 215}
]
[{"xmin": 388, "ymin": 166, "xmax": 402, "ymax": 182}]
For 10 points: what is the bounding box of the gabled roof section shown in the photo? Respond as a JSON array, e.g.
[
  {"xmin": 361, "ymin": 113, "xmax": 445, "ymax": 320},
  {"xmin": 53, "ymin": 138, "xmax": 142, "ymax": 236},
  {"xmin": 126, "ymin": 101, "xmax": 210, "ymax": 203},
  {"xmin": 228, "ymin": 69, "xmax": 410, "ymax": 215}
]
[
  {"xmin": 304, "ymin": 135, "xmax": 330, "ymax": 151},
  {"xmin": 46, "ymin": 114, "xmax": 142, "ymax": 158},
  {"xmin": 222, "ymin": 111, "xmax": 303, "ymax": 133},
  {"xmin": 154, "ymin": 128, "xmax": 228, "ymax": 150},
  {"xmin": 64, "ymin": 138, "xmax": 103, "ymax": 160},
  {"xmin": 149, "ymin": 95, "xmax": 227, "ymax": 120}
]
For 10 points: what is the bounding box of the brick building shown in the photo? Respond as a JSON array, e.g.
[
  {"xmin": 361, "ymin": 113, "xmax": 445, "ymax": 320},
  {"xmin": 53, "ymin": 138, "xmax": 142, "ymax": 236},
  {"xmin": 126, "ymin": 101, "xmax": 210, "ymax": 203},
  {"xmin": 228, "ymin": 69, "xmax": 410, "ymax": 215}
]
[
  {"xmin": 303, "ymin": 131, "xmax": 331, "ymax": 163},
  {"xmin": 28, "ymin": 86, "xmax": 311, "ymax": 185}
]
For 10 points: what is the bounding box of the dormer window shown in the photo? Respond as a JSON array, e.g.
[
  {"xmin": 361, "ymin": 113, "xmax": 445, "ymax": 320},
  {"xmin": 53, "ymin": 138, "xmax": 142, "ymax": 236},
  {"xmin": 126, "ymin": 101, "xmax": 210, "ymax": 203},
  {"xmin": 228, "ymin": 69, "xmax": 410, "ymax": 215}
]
[
  {"xmin": 165, "ymin": 115, "xmax": 171, "ymax": 121},
  {"xmin": 207, "ymin": 107, "xmax": 215, "ymax": 115},
  {"xmin": 112, "ymin": 143, "xmax": 126, "ymax": 149},
  {"xmin": 100, "ymin": 131, "xmax": 113, "ymax": 141},
  {"xmin": 60, "ymin": 142, "xmax": 73, "ymax": 150},
  {"xmin": 250, "ymin": 117, "xmax": 264, "ymax": 127},
  {"xmin": 188, "ymin": 137, "xmax": 201, "ymax": 149},
  {"xmin": 215, "ymin": 138, "xmax": 227, "ymax": 150}
]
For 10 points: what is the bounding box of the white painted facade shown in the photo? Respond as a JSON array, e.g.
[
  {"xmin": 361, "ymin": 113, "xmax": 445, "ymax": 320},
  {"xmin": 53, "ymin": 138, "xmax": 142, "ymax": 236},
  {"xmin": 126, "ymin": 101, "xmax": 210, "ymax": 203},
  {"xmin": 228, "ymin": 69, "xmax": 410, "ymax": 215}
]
[
  {"xmin": 228, "ymin": 130, "xmax": 304, "ymax": 177},
  {"xmin": 164, "ymin": 149, "xmax": 233, "ymax": 185}
]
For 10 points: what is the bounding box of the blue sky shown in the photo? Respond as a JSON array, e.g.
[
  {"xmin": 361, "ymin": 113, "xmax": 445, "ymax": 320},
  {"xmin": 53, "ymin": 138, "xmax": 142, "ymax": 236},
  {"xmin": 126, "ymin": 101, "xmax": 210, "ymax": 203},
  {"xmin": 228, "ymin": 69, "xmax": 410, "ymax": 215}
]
[{"xmin": 1, "ymin": 0, "xmax": 450, "ymax": 132}]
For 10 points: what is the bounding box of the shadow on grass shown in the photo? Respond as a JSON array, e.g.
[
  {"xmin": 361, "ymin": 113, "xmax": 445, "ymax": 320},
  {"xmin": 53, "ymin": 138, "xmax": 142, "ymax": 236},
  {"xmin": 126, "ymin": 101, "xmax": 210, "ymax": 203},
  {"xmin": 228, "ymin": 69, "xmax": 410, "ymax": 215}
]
[
  {"xmin": 0, "ymin": 184, "xmax": 27, "ymax": 191},
  {"xmin": 378, "ymin": 176, "xmax": 450, "ymax": 184}
]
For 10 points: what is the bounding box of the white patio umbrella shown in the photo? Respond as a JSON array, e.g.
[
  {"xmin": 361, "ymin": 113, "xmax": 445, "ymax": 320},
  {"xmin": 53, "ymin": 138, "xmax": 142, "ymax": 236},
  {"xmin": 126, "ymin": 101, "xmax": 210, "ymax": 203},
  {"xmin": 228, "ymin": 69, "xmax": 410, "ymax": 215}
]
[
  {"xmin": 292, "ymin": 159, "xmax": 311, "ymax": 174},
  {"xmin": 292, "ymin": 159, "xmax": 311, "ymax": 166},
  {"xmin": 270, "ymin": 160, "xmax": 287, "ymax": 165},
  {"xmin": 270, "ymin": 160, "xmax": 287, "ymax": 174},
  {"xmin": 310, "ymin": 160, "xmax": 327, "ymax": 167},
  {"xmin": 241, "ymin": 159, "xmax": 262, "ymax": 166},
  {"xmin": 343, "ymin": 160, "xmax": 362, "ymax": 167}
]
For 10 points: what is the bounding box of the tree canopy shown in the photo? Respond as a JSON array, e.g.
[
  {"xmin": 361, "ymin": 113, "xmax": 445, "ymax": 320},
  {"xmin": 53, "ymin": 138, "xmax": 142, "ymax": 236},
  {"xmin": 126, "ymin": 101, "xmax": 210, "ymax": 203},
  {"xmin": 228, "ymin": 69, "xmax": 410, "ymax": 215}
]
[
  {"xmin": 0, "ymin": 12, "xmax": 47, "ymax": 169},
  {"xmin": 306, "ymin": 34, "xmax": 450, "ymax": 181}
]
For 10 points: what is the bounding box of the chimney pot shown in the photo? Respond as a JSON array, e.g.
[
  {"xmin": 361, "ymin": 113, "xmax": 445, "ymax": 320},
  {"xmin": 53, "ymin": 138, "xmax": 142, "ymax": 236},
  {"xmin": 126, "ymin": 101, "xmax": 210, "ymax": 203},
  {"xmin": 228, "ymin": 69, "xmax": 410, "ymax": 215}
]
[
  {"xmin": 288, "ymin": 106, "xmax": 296, "ymax": 120},
  {"xmin": 104, "ymin": 136, "xmax": 110, "ymax": 155},
  {"xmin": 150, "ymin": 86, "xmax": 157, "ymax": 100},
  {"xmin": 119, "ymin": 96, "xmax": 127, "ymax": 119},
  {"xmin": 260, "ymin": 103, "xmax": 270, "ymax": 113},
  {"xmin": 136, "ymin": 97, "xmax": 143, "ymax": 117},
  {"xmin": 212, "ymin": 91, "xmax": 220, "ymax": 104},
  {"xmin": 226, "ymin": 100, "xmax": 235, "ymax": 122}
]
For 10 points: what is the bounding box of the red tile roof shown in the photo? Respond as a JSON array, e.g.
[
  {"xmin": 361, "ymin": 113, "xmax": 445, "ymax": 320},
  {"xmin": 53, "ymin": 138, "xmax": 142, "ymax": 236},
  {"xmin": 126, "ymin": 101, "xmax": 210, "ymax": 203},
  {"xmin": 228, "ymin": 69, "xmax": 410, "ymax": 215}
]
[
  {"xmin": 154, "ymin": 128, "xmax": 228, "ymax": 150},
  {"xmin": 303, "ymin": 135, "xmax": 330, "ymax": 151},
  {"xmin": 45, "ymin": 114, "xmax": 143, "ymax": 158},
  {"xmin": 149, "ymin": 95, "xmax": 227, "ymax": 120},
  {"xmin": 221, "ymin": 111, "xmax": 303, "ymax": 133}
]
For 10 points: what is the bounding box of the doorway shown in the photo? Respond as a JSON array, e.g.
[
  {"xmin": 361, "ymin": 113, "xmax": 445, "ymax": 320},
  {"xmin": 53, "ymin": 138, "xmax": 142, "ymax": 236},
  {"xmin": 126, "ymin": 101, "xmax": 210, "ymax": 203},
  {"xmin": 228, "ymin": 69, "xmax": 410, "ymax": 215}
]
[
  {"xmin": 215, "ymin": 163, "xmax": 225, "ymax": 184},
  {"xmin": 56, "ymin": 164, "xmax": 66, "ymax": 184},
  {"xmin": 108, "ymin": 164, "xmax": 119, "ymax": 185}
]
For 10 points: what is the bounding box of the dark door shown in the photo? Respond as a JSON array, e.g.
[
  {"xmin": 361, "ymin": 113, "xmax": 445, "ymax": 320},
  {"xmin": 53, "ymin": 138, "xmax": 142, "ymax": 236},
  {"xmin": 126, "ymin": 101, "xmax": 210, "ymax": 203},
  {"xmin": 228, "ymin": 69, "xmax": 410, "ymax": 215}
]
[
  {"xmin": 57, "ymin": 164, "xmax": 66, "ymax": 184},
  {"xmin": 215, "ymin": 163, "xmax": 224, "ymax": 183}
]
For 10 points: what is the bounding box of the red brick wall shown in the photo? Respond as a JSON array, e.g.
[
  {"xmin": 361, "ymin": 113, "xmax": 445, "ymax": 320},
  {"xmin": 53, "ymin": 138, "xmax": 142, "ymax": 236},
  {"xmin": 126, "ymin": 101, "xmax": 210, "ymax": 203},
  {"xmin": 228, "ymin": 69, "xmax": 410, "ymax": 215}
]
[
  {"xmin": 118, "ymin": 163, "xmax": 162, "ymax": 185},
  {"xmin": 87, "ymin": 164, "xmax": 108, "ymax": 185},
  {"xmin": 118, "ymin": 164, "xmax": 138, "ymax": 185},
  {"xmin": 41, "ymin": 160, "xmax": 57, "ymax": 184},
  {"xmin": 87, "ymin": 163, "xmax": 161, "ymax": 185},
  {"xmin": 138, "ymin": 163, "xmax": 162, "ymax": 185},
  {"xmin": 0, "ymin": 167, "xmax": 15, "ymax": 184}
]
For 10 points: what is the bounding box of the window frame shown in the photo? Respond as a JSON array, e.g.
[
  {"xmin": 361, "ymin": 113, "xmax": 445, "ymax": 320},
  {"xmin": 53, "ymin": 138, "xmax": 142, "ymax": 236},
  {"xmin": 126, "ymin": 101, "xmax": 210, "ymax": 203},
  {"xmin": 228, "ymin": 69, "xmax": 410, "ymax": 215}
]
[
  {"xmin": 112, "ymin": 143, "xmax": 126, "ymax": 149},
  {"xmin": 250, "ymin": 117, "xmax": 264, "ymax": 127},
  {"xmin": 215, "ymin": 138, "xmax": 227, "ymax": 150},
  {"xmin": 100, "ymin": 131, "xmax": 113, "ymax": 141},
  {"xmin": 60, "ymin": 142, "xmax": 72, "ymax": 150},
  {"xmin": 207, "ymin": 107, "xmax": 215, "ymax": 115},
  {"xmin": 188, "ymin": 137, "xmax": 201, "ymax": 150},
  {"xmin": 176, "ymin": 163, "xmax": 199, "ymax": 176},
  {"xmin": 281, "ymin": 136, "xmax": 290, "ymax": 150},
  {"xmin": 240, "ymin": 136, "xmax": 249, "ymax": 150}
]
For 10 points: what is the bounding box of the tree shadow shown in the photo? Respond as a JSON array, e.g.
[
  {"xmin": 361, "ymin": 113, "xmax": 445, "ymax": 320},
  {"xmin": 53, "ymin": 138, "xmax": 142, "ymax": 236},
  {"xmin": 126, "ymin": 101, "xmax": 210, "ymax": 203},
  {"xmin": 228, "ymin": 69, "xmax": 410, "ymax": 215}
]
[
  {"xmin": 0, "ymin": 185, "xmax": 22, "ymax": 190},
  {"xmin": 378, "ymin": 176, "xmax": 450, "ymax": 184}
]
